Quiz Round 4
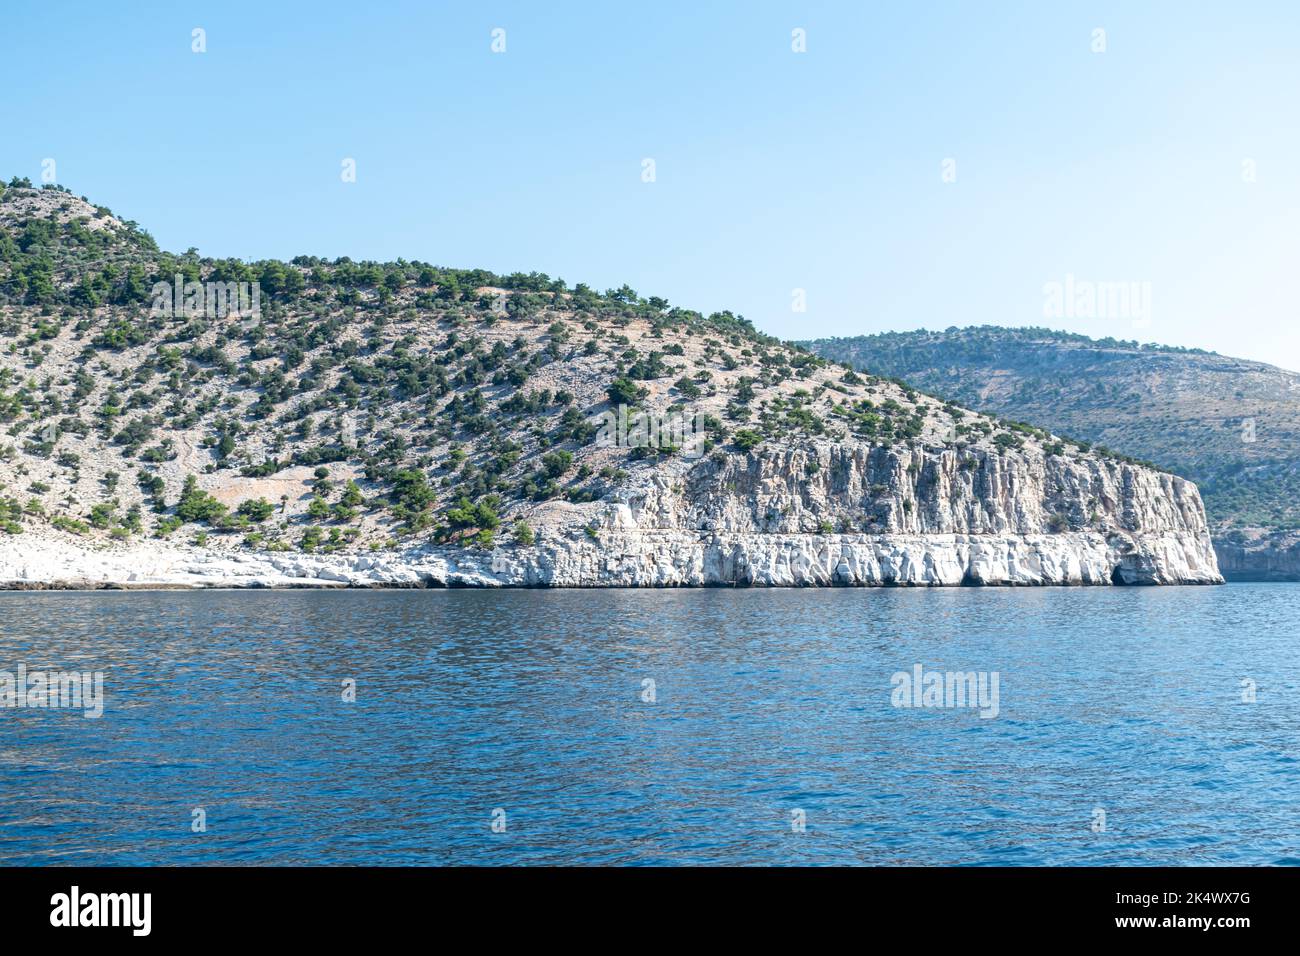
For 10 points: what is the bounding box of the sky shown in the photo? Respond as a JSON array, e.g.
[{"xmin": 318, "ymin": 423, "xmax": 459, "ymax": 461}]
[{"xmin": 4, "ymin": 1, "xmax": 1299, "ymax": 368}]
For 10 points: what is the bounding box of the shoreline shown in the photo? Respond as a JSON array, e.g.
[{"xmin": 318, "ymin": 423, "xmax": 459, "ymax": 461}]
[
  {"xmin": 0, "ymin": 527, "xmax": 1225, "ymax": 590},
  {"xmin": 1, "ymin": 580, "xmax": 1226, "ymax": 592}
]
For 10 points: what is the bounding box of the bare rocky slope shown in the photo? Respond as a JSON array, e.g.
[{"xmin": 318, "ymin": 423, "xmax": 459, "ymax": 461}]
[
  {"xmin": 0, "ymin": 181, "xmax": 1220, "ymax": 587},
  {"xmin": 804, "ymin": 326, "xmax": 1299, "ymax": 580}
]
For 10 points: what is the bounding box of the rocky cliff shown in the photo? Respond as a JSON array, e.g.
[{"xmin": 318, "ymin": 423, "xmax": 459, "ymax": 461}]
[
  {"xmin": 1, "ymin": 442, "xmax": 1221, "ymax": 587},
  {"xmin": 803, "ymin": 325, "xmax": 1300, "ymax": 580},
  {"xmin": 1213, "ymin": 528, "xmax": 1300, "ymax": 582},
  {"xmin": 0, "ymin": 183, "xmax": 1220, "ymax": 587}
]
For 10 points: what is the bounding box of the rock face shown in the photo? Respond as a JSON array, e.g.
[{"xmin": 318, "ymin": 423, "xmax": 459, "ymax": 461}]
[
  {"xmin": 0, "ymin": 443, "xmax": 1222, "ymax": 588},
  {"xmin": 0, "ymin": 187, "xmax": 1224, "ymax": 589},
  {"xmin": 1213, "ymin": 529, "xmax": 1300, "ymax": 581},
  {"xmin": 804, "ymin": 326, "xmax": 1300, "ymax": 580}
]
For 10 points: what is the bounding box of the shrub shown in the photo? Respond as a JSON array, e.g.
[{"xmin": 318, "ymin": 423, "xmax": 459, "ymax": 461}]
[
  {"xmin": 541, "ymin": 450, "xmax": 572, "ymax": 478},
  {"xmin": 607, "ymin": 376, "xmax": 645, "ymax": 407},
  {"xmin": 341, "ymin": 480, "xmax": 364, "ymax": 507},
  {"xmin": 391, "ymin": 468, "xmax": 435, "ymax": 511},
  {"xmin": 89, "ymin": 502, "xmax": 117, "ymax": 529},
  {"xmin": 155, "ymin": 515, "xmax": 183, "ymax": 537},
  {"xmin": 237, "ymin": 497, "xmax": 276, "ymax": 522},
  {"xmin": 175, "ymin": 475, "xmax": 227, "ymax": 524},
  {"xmin": 446, "ymin": 495, "xmax": 500, "ymax": 531},
  {"xmin": 52, "ymin": 515, "xmax": 89, "ymax": 535}
]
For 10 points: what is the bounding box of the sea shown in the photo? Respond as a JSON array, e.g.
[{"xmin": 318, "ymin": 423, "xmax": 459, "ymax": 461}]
[{"xmin": 1, "ymin": 585, "xmax": 1297, "ymax": 865}]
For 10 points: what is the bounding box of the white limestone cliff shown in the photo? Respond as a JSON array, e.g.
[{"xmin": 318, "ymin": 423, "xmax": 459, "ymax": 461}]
[{"xmin": 0, "ymin": 443, "xmax": 1222, "ymax": 588}]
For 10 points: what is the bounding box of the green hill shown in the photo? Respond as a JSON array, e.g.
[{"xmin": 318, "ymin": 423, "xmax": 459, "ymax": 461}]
[
  {"xmin": 804, "ymin": 325, "xmax": 1300, "ymax": 537},
  {"xmin": 2, "ymin": 179, "xmax": 1117, "ymax": 560}
]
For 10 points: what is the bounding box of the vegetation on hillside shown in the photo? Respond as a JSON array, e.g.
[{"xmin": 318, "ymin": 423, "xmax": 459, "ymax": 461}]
[
  {"xmin": 0, "ymin": 183, "xmax": 1156, "ymax": 553},
  {"xmin": 805, "ymin": 326, "xmax": 1300, "ymax": 531}
]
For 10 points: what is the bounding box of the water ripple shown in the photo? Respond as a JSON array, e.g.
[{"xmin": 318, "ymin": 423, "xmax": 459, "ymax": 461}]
[{"xmin": 0, "ymin": 585, "xmax": 1298, "ymax": 865}]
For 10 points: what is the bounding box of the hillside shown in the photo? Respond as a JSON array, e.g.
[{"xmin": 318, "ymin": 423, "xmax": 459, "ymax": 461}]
[
  {"xmin": 0, "ymin": 180, "xmax": 1219, "ymax": 586},
  {"xmin": 804, "ymin": 326, "xmax": 1300, "ymax": 578}
]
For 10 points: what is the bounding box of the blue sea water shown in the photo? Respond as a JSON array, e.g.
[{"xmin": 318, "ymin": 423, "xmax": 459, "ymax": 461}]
[{"xmin": 0, "ymin": 585, "xmax": 1297, "ymax": 866}]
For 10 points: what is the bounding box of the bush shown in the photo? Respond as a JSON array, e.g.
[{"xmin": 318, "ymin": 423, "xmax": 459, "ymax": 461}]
[
  {"xmin": 541, "ymin": 450, "xmax": 572, "ymax": 478},
  {"xmin": 341, "ymin": 480, "xmax": 364, "ymax": 507},
  {"xmin": 51, "ymin": 515, "xmax": 89, "ymax": 535},
  {"xmin": 391, "ymin": 469, "xmax": 435, "ymax": 511},
  {"xmin": 237, "ymin": 498, "xmax": 276, "ymax": 522},
  {"xmin": 607, "ymin": 376, "xmax": 645, "ymax": 407},
  {"xmin": 89, "ymin": 502, "xmax": 117, "ymax": 529},
  {"xmin": 155, "ymin": 515, "xmax": 183, "ymax": 537},
  {"xmin": 674, "ymin": 376, "xmax": 702, "ymax": 399},
  {"xmin": 445, "ymin": 495, "xmax": 500, "ymax": 531},
  {"xmin": 176, "ymin": 475, "xmax": 227, "ymax": 524}
]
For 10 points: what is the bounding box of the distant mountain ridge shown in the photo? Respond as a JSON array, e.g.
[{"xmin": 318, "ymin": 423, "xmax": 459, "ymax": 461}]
[{"xmin": 803, "ymin": 326, "xmax": 1300, "ymax": 579}]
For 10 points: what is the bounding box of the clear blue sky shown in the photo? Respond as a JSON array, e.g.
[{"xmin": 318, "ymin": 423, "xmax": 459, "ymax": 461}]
[{"xmin": 5, "ymin": 1, "xmax": 1298, "ymax": 368}]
